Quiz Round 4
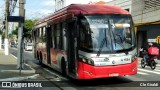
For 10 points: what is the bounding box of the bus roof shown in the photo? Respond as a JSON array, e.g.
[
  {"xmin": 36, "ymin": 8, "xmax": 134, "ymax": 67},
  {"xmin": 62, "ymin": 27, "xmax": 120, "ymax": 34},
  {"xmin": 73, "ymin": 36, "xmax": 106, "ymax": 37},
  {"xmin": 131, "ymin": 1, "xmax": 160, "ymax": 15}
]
[{"xmin": 35, "ymin": 4, "xmax": 130, "ymax": 26}]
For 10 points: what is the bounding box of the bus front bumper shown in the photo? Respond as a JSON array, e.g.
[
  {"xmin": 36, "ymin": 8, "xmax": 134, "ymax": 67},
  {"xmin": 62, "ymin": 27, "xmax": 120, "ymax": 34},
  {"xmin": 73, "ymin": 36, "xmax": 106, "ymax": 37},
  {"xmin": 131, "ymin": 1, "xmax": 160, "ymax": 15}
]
[{"xmin": 77, "ymin": 59, "xmax": 138, "ymax": 79}]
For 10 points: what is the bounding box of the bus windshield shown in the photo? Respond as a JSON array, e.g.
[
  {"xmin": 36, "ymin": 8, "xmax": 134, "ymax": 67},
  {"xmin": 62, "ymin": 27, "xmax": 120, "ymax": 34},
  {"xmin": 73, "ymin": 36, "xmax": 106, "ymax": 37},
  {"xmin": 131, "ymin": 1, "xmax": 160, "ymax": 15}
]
[{"xmin": 79, "ymin": 15, "xmax": 135, "ymax": 53}]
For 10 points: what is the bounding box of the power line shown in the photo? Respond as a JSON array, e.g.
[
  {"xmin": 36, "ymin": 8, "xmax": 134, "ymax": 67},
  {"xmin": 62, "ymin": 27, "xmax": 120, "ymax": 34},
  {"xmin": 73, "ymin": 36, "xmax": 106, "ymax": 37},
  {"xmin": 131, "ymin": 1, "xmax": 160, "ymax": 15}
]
[
  {"xmin": 14, "ymin": 5, "xmax": 54, "ymax": 19},
  {"xmin": 9, "ymin": 0, "xmax": 18, "ymax": 15}
]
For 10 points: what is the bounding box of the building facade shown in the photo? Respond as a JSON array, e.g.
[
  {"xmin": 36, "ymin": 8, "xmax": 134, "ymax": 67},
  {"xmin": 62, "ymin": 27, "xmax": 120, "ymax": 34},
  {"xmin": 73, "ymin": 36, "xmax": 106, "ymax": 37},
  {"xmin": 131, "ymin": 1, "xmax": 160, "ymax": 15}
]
[
  {"xmin": 107, "ymin": 0, "xmax": 160, "ymax": 56},
  {"xmin": 54, "ymin": 0, "xmax": 112, "ymax": 10}
]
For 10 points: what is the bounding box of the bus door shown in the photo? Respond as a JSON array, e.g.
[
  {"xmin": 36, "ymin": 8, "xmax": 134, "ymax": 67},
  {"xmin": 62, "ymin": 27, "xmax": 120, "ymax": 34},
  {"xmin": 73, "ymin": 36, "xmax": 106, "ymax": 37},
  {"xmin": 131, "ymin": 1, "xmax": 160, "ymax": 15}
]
[
  {"xmin": 46, "ymin": 26, "xmax": 52, "ymax": 64},
  {"xmin": 67, "ymin": 21, "xmax": 78, "ymax": 75}
]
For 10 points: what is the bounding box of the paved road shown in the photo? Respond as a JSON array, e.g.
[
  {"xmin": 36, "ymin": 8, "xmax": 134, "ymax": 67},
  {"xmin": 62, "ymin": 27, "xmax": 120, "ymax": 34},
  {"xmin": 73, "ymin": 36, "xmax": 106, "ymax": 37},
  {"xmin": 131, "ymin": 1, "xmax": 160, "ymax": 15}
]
[{"xmin": 9, "ymin": 48, "xmax": 160, "ymax": 90}]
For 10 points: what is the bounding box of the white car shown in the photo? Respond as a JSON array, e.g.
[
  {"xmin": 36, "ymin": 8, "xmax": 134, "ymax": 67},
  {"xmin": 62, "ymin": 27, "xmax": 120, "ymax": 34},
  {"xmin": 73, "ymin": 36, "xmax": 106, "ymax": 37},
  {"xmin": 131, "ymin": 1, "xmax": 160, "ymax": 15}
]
[{"xmin": 25, "ymin": 43, "xmax": 32, "ymax": 51}]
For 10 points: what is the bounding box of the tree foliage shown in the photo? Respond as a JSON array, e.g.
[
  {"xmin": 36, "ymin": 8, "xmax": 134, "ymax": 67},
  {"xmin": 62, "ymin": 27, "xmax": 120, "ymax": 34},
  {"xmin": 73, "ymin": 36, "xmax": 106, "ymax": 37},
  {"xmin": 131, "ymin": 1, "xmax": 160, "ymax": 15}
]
[
  {"xmin": 11, "ymin": 19, "xmax": 38, "ymax": 38},
  {"xmin": 24, "ymin": 19, "xmax": 37, "ymax": 38},
  {"xmin": 11, "ymin": 27, "xmax": 18, "ymax": 35}
]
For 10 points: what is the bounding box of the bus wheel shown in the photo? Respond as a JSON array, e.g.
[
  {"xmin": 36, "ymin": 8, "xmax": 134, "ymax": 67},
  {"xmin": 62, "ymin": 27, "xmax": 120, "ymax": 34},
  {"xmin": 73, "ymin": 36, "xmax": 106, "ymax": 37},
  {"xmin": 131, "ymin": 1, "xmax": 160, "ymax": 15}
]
[{"xmin": 61, "ymin": 59, "xmax": 66, "ymax": 76}]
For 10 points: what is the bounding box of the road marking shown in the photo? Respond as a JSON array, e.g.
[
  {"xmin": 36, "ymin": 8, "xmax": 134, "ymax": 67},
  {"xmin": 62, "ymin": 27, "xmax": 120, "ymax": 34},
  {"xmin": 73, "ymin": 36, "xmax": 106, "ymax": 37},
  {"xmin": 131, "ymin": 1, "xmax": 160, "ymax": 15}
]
[
  {"xmin": 1, "ymin": 70, "xmax": 35, "ymax": 74},
  {"xmin": 156, "ymin": 64, "xmax": 160, "ymax": 67},
  {"xmin": 10, "ymin": 53, "xmax": 35, "ymax": 71},
  {"xmin": 10, "ymin": 54, "xmax": 17, "ymax": 59},
  {"xmin": 43, "ymin": 68, "xmax": 68, "ymax": 81},
  {"xmin": 24, "ymin": 51, "xmax": 32, "ymax": 53},
  {"xmin": 138, "ymin": 68, "xmax": 160, "ymax": 74},
  {"xmin": 0, "ymin": 74, "xmax": 39, "ymax": 81},
  {"xmin": 25, "ymin": 63, "xmax": 35, "ymax": 70},
  {"xmin": 154, "ymin": 69, "xmax": 160, "ymax": 72},
  {"xmin": 137, "ymin": 71, "xmax": 149, "ymax": 75}
]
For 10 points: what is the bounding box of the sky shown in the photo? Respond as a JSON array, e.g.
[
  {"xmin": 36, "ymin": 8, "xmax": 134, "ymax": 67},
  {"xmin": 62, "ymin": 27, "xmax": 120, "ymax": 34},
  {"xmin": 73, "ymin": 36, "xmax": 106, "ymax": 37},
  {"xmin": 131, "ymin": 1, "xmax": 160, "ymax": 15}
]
[{"xmin": 0, "ymin": 0, "xmax": 113, "ymax": 20}]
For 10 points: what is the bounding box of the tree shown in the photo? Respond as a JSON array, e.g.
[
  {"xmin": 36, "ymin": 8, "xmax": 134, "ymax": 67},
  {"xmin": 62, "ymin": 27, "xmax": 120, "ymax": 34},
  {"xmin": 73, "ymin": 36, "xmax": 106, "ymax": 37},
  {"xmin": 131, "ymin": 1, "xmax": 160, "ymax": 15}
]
[
  {"xmin": 24, "ymin": 19, "xmax": 37, "ymax": 39},
  {"xmin": 11, "ymin": 26, "xmax": 18, "ymax": 35}
]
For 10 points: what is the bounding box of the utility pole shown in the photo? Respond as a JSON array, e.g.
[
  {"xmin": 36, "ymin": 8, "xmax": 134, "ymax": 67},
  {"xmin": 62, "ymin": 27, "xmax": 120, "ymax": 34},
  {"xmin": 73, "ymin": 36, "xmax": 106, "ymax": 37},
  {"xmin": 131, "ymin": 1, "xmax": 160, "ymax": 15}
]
[
  {"xmin": 4, "ymin": 0, "xmax": 10, "ymax": 55},
  {"xmin": 17, "ymin": 0, "xmax": 25, "ymax": 70}
]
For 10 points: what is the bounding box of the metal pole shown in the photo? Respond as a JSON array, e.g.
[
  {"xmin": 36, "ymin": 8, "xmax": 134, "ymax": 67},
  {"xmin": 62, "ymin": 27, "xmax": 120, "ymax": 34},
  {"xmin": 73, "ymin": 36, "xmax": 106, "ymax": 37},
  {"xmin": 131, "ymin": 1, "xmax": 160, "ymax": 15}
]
[
  {"xmin": 4, "ymin": 0, "xmax": 10, "ymax": 55},
  {"xmin": 17, "ymin": 0, "xmax": 25, "ymax": 71}
]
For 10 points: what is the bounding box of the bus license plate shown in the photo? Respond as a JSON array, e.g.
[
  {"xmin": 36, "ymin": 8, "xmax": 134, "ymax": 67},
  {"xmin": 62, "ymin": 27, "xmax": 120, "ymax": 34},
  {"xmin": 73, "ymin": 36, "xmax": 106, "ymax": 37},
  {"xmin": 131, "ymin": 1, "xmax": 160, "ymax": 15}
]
[{"xmin": 109, "ymin": 73, "xmax": 119, "ymax": 77}]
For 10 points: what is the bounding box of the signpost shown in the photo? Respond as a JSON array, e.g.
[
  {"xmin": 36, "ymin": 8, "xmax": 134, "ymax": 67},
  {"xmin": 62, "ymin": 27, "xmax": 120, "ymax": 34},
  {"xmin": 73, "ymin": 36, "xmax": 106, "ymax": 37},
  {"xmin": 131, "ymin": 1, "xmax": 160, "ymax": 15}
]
[{"xmin": 6, "ymin": 0, "xmax": 25, "ymax": 74}]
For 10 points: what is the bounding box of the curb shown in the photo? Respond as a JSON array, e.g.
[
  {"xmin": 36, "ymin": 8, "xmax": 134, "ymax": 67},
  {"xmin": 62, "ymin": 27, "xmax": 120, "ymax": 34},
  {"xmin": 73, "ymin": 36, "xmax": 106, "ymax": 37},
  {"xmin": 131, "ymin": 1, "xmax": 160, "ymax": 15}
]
[{"xmin": 0, "ymin": 74, "xmax": 39, "ymax": 81}]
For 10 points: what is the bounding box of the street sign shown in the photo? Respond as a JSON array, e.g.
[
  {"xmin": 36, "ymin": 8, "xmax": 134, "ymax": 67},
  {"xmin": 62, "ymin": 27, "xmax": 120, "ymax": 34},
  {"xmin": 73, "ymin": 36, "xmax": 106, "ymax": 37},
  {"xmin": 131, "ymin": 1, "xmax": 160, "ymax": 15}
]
[{"xmin": 7, "ymin": 16, "xmax": 24, "ymax": 22}]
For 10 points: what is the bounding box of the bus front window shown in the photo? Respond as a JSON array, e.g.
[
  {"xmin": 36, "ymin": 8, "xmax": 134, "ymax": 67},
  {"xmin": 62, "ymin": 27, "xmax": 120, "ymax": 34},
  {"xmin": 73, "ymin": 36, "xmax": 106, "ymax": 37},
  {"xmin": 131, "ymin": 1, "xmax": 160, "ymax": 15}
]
[
  {"xmin": 79, "ymin": 15, "xmax": 112, "ymax": 52},
  {"xmin": 79, "ymin": 15, "xmax": 135, "ymax": 53},
  {"xmin": 110, "ymin": 15, "xmax": 134, "ymax": 51}
]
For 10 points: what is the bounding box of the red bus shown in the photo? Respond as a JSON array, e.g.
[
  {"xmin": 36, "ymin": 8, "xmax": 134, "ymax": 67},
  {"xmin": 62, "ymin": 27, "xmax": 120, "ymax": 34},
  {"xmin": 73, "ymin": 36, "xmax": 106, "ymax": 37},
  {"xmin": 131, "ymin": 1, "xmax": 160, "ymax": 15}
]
[{"xmin": 32, "ymin": 4, "xmax": 137, "ymax": 79}]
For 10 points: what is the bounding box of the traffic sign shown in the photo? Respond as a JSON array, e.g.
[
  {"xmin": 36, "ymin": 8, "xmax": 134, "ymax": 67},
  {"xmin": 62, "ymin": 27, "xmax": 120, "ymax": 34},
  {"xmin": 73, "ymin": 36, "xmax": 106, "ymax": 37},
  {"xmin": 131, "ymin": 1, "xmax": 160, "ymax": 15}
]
[{"xmin": 7, "ymin": 16, "xmax": 24, "ymax": 22}]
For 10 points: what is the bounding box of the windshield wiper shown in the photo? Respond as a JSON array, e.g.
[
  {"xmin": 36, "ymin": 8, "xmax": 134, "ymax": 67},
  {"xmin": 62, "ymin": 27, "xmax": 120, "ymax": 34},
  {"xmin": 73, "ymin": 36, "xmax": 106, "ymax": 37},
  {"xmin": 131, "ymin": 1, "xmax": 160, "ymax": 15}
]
[
  {"xmin": 96, "ymin": 38, "xmax": 106, "ymax": 57},
  {"xmin": 97, "ymin": 30, "xmax": 108, "ymax": 57}
]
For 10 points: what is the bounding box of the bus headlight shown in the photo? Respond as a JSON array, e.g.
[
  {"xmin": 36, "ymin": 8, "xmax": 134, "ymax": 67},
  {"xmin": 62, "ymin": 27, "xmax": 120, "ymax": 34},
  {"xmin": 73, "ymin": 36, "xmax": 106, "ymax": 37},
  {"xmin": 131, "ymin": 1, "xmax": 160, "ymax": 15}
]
[
  {"xmin": 131, "ymin": 54, "xmax": 137, "ymax": 62},
  {"xmin": 80, "ymin": 56, "xmax": 94, "ymax": 66}
]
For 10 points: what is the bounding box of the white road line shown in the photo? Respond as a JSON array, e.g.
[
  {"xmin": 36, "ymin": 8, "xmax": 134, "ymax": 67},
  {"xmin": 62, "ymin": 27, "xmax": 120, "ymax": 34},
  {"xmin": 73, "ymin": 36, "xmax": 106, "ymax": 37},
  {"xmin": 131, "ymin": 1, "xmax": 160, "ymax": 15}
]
[
  {"xmin": 154, "ymin": 69, "xmax": 160, "ymax": 72},
  {"xmin": 137, "ymin": 71, "xmax": 149, "ymax": 75},
  {"xmin": 10, "ymin": 53, "xmax": 35, "ymax": 71},
  {"xmin": 0, "ymin": 74, "xmax": 39, "ymax": 81},
  {"xmin": 24, "ymin": 63, "xmax": 35, "ymax": 70},
  {"xmin": 156, "ymin": 64, "xmax": 160, "ymax": 67},
  {"xmin": 43, "ymin": 68, "xmax": 68, "ymax": 81},
  {"xmin": 24, "ymin": 51, "xmax": 32, "ymax": 53},
  {"xmin": 10, "ymin": 54, "xmax": 17, "ymax": 59},
  {"xmin": 138, "ymin": 68, "xmax": 160, "ymax": 74}
]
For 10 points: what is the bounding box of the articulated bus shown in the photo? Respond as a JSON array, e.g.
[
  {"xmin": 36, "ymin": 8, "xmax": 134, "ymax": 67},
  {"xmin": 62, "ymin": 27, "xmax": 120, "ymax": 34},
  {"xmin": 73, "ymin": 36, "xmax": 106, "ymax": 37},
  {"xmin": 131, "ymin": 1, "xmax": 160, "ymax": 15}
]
[{"xmin": 32, "ymin": 4, "xmax": 137, "ymax": 79}]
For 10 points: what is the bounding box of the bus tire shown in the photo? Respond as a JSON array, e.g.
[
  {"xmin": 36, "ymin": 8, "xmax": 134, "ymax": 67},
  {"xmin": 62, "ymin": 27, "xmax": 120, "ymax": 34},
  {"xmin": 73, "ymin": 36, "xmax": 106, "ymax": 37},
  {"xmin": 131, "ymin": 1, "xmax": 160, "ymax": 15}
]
[{"xmin": 61, "ymin": 59, "xmax": 66, "ymax": 76}]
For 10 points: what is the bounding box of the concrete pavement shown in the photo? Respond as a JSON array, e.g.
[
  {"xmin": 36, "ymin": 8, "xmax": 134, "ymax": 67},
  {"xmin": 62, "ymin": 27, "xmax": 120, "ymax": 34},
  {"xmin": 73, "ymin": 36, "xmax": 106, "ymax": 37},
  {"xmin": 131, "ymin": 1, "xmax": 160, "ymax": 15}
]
[{"xmin": 0, "ymin": 49, "xmax": 38, "ymax": 81}]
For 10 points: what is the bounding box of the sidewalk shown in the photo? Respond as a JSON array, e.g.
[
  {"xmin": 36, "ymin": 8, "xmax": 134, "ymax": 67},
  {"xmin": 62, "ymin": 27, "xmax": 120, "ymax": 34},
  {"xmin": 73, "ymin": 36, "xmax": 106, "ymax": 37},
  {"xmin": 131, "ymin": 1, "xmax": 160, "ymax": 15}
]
[{"xmin": 0, "ymin": 49, "xmax": 38, "ymax": 81}]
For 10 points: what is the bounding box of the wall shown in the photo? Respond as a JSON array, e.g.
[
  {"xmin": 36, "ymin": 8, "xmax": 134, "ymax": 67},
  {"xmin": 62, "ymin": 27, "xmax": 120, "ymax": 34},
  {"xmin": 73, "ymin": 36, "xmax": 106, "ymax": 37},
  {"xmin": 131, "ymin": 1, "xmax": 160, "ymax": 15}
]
[
  {"xmin": 107, "ymin": 0, "xmax": 132, "ymax": 13},
  {"xmin": 107, "ymin": 0, "xmax": 160, "ymax": 23},
  {"xmin": 138, "ymin": 24, "xmax": 160, "ymax": 40}
]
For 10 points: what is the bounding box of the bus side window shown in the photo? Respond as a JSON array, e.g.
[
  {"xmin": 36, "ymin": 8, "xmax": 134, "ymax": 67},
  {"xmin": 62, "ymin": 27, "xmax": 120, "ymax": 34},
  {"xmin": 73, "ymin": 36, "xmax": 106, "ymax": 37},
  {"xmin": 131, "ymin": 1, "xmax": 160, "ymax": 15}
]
[
  {"xmin": 39, "ymin": 28, "xmax": 42, "ymax": 43},
  {"xmin": 62, "ymin": 23, "xmax": 67, "ymax": 50},
  {"xmin": 51, "ymin": 25, "xmax": 55, "ymax": 49},
  {"xmin": 59, "ymin": 23, "xmax": 63, "ymax": 50},
  {"xmin": 37, "ymin": 28, "xmax": 40, "ymax": 43},
  {"xmin": 52, "ymin": 23, "xmax": 63, "ymax": 50},
  {"xmin": 53, "ymin": 24, "xmax": 57, "ymax": 49}
]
